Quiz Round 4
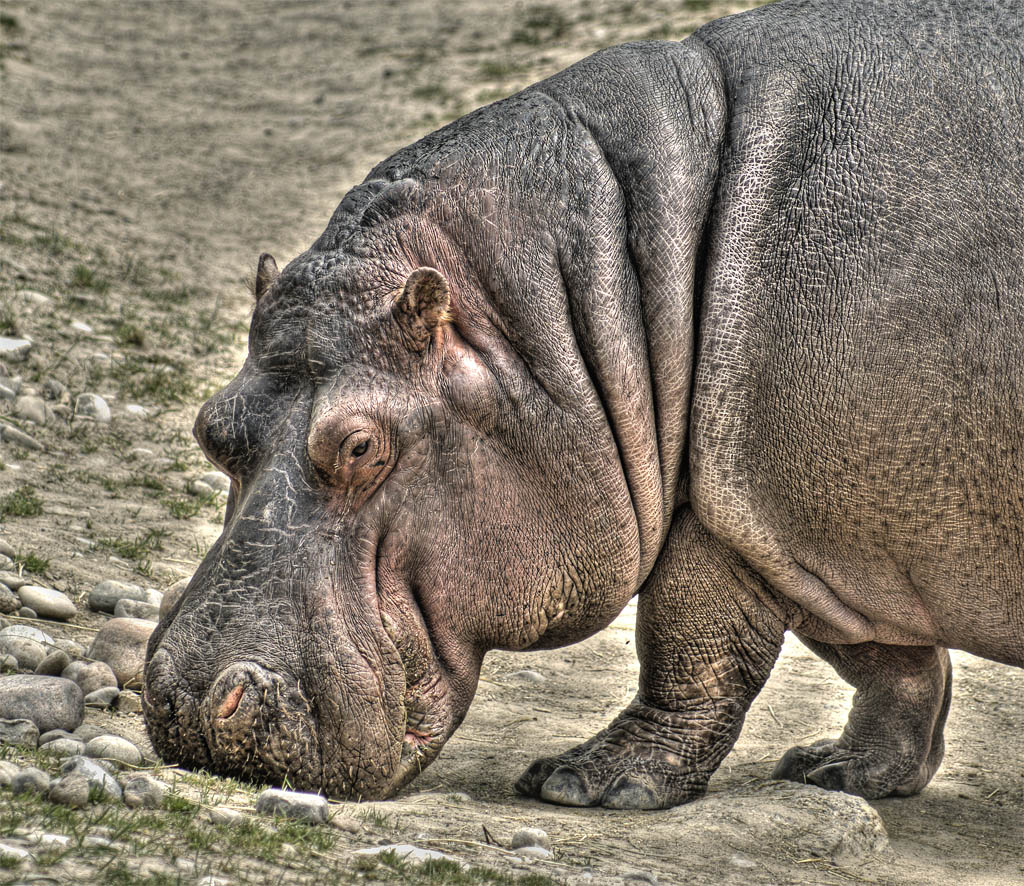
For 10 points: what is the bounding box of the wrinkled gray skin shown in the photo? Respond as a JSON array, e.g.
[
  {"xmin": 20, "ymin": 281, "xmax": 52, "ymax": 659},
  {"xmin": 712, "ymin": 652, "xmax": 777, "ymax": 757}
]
[{"xmin": 144, "ymin": 0, "xmax": 1024, "ymax": 808}]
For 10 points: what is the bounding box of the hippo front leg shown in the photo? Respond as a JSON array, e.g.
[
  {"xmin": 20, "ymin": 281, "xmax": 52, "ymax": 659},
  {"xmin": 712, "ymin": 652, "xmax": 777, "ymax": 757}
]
[{"xmin": 516, "ymin": 511, "xmax": 787, "ymax": 809}]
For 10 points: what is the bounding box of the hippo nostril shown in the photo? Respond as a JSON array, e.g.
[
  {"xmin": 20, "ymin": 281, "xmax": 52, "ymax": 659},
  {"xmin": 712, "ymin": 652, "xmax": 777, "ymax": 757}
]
[{"xmin": 216, "ymin": 684, "xmax": 245, "ymax": 720}]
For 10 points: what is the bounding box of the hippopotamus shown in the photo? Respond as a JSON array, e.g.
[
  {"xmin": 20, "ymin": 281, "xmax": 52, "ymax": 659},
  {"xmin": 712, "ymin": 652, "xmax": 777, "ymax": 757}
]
[{"xmin": 143, "ymin": 0, "xmax": 1024, "ymax": 809}]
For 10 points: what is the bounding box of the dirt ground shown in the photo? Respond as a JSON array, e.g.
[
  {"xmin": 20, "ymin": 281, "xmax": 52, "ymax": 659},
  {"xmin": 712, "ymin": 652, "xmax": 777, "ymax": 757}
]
[{"xmin": 0, "ymin": 0, "xmax": 1021, "ymax": 884}]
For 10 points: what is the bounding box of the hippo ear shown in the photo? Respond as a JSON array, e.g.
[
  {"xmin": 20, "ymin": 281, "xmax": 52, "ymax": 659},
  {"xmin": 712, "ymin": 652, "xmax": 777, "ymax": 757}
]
[
  {"xmin": 393, "ymin": 267, "xmax": 451, "ymax": 350},
  {"xmin": 254, "ymin": 253, "xmax": 280, "ymax": 301}
]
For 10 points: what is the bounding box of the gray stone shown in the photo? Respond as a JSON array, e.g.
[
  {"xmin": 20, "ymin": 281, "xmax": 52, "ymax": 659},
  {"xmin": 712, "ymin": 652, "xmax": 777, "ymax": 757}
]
[
  {"xmin": 353, "ymin": 844, "xmax": 457, "ymax": 864},
  {"xmin": 0, "ymin": 674, "xmax": 84, "ymax": 731},
  {"xmin": 0, "ymin": 718, "xmax": 38, "ymax": 748},
  {"xmin": 60, "ymin": 755, "xmax": 122, "ymax": 801},
  {"xmin": 113, "ymin": 597, "xmax": 160, "ymax": 621},
  {"xmin": 0, "ymin": 542, "xmax": 11, "ymax": 561},
  {"xmin": 53, "ymin": 638, "xmax": 85, "ymax": 658},
  {"xmin": 16, "ymin": 606, "xmax": 36, "ymax": 619},
  {"xmin": 64, "ymin": 660, "xmax": 118, "ymax": 695},
  {"xmin": 122, "ymin": 774, "xmax": 165, "ymax": 809},
  {"xmin": 0, "ymin": 623, "xmax": 53, "ymax": 644},
  {"xmin": 0, "ymin": 636, "xmax": 45, "ymax": 669},
  {"xmin": 124, "ymin": 404, "xmax": 148, "ymax": 417},
  {"xmin": 159, "ymin": 577, "xmax": 189, "ymax": 621},
  {"xmin": 255, "ymin": 787, "xmax": 329, "ymax": 824},
  {"xmin": 516, "ymin": 846, "xmax": 554, "ymax": 859},
  {"xmin": 0, "ymin": 584, "xmax": 18, "ymax": 615},
  {"xmin": 84, "ymin": 686, "xmax": 120, "ymax": 709},
  {"xmin": 10, "ymin": 766, "xmax": 49, "ymax": 795},
  {"xmin": 48, "ymin": 773, "xmax": 91, "ymax": 808},
  {"xmin": 208, "ymin": 806, "xmax": 245, "ymax": 825},
  {"xmin": 86, "ymin": 617, "xmax": 155, "ymax": 688},
  {"xmin": 188, "ymin": 479, "xmax": 216, "ymax": 497},
  {"xmin": 0, "ymin": 422, "xmax": 43, "ymax": 450},
  {"xmin": 0, "ymin": 383, "xmax": 15, "ymax": 401},
  {"xmin": 199, "ymin": 471, "xmax": 231, "ymax": 494},
  {"xmin": 0, "ymin": 760, "xmax": 19, "ymax": 786},
  {"xmin": 0, "ymin": 842, "xmax": 30, "ymax": 866},
  {"xmin": 115, "ymin": 689, "xmax": 142, "ymax": 713},
  {"xmin": 39, "ymin": 728, "xmax": 75, "ymax": 745},
  {"xmin": 0, "ymin": 654, "xmax": 15, "ymax": 671},
  {"xmin": 70, "ymin": 319, "xmax": 94, "ymax": 334},
  {"xmin": 85, "ymin": 734, "xmax": 141, "ymax": 767},
  {"xmin": 73, "ymin": 723, "xmax": 107, "ymax": 742},
  {"xmin": 74, "ymin": 392, "xmax": 111, "ymax": 422},
  {"xmin": 658, "ymin": 781, "xmax": 888, "ymax": 867},
  {"xmin": 17, "ymin": 586, "xmax": 76, "ymax": 621},
  {"xmin": 508, "ymin": 669, "xmax": 546, "ymax": 683},
  {"xmin": 40, "ymin": 737, "xmax": 85, "ymax": 758},
  {"xmin": 41, "ymin": 378, "xmax": 68, "ymax": 402},
  {"xmin": 87, "ymin": 579, "xmax": 147, "ymax": 613},
  {"xmin": 0, "ymin": 337, "xmax": 31, "ymax": 360},
  {"xmin": 34, "ymin": 650, "xmax": 71, "ymax": 676},
  {"xmin": 0, "ymin": 571, "xmax": 30, "ymax": 591},
  {"xmin": 510, "ymin": 827, "xmax": 551, "ymax": 850},
  {"xmin": 13, "ymin": 395, "xmax": 46, "ymax": 425}
]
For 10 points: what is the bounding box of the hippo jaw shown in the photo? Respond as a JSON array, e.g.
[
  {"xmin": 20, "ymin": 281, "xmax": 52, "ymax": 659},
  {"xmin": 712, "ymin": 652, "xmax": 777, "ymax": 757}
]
[{"xmin": 143, "ymin": 567, "xmax": 473, "ymax": 800}]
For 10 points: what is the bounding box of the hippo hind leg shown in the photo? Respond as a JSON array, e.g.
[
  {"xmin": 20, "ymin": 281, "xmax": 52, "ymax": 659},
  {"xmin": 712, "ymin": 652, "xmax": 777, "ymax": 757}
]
[{"xmin": 774, "ymin": 637, "xmax": 952, "ymax": 799}]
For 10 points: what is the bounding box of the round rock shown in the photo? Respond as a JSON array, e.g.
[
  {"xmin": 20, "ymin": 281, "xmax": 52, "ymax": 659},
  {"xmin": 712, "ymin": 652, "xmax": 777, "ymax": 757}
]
[
  {"xmin": 0, "ymin": 584, "xmax": 19, "ymax": 615},
  {"xmin": 87, "ymin": 579, "xmax": 150, "ymax": 614},
  {"xmin": 48, "ymin": 773, "xmax": 91, "ymax": 808},
  {"xmin": 0, "ymin": 636, "xmax": 46, "ymax": 669},
  {"xmin": 0, "ymin": 674, "xmax": 84, "ymax": 732},
  {"xmin": 13, "ymin": 394, "xmax": 46, "ymax": 425},
  {"xmin": 64, "ymin": 660, "xmax": 118, "ymax": 695},
  {"xmin": 159, "ymin": 577, "xmax": 189, "ymax": 621},
  {"xmin": 17, "ymin": 606, "xmax": 37, "ymax": 619},
  {"xmin": 0, "ymin": 623, "xmax": 53, "ymax": 644},
  {"xmin": 122, "ymin": 774, "xmax": 165, "ymax": 809},
  {"xmin": 87, "ymin": 618, "xmax": 156, "ymax": 688},
  {"xmin": 40, "ymin": 737, "xmax": 86, "ymax": 758},
  {"xmin": 10, "ymin": 766, "xmax": 50, "ymax": 795},
  {"xmin": 0, "ymin": 718, "xmax": 39, "ymax": 748},
  {"xmin": 510, "ymin": 827, "xmax": 552, "ymax": 850},
  {"xmin": 17, "ymin": 586, "xmax": 76, "ymax": 622},
  {"xmin": 34, "ymin": 649, "xmax": 71, "ymax": 677},
  {"xmin": 255, "ymin": 788, "xmax": 329, "ymax": 824},
  {"xmin": 60, "ymin": 755, "xmax": 122, "ymax": 801},
  {"xmin": 85, "ymin": 734, "xmax": 142, "ymax": 767},
  {"xmin": 84, "ymin": 686, "xmax": 120, "ymax": 709},
  {"xmin": 113, "ymin": 597, "xmax": 161, "ymax": 621},
  {"xmin": 74, "ymin": 392, "xmax": 111, "ymax": 422}
]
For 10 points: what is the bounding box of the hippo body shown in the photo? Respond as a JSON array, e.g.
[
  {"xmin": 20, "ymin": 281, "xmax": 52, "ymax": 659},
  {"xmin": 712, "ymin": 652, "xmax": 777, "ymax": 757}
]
[{"xmin": 145, "ymin": 0, "xmax": 1024, "ymax": 809}]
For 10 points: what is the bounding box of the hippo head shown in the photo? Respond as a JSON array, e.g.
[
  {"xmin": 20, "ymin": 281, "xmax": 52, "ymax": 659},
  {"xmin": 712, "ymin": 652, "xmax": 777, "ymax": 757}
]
[{"xmin": 143, "ymin": 166, "xmax": 649, "ymax": 799}]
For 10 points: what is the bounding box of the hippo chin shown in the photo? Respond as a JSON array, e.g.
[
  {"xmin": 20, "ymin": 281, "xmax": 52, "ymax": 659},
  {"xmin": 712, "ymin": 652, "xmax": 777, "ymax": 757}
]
[{"xmin": 144, "ymin": 0, "xmax": 1024, "ymax": 808}]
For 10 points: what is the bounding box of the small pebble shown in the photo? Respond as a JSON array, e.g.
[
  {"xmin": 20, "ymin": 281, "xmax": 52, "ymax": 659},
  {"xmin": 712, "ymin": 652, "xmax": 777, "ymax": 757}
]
[
  {"xmin": 0, "ymin": 624, "xmax": 53, "ymax": 644},
  {"xmin": 159, "ymin": 577, "xmax": 189, "ymax": 621},
  {"xmin": 54, "ymin": 638, "xmax": 85, "ymax": 659},
  {"xmin": 84, "ymin": 834, "xmax": 113, "ymax": 848},
  {"xmin": 87, "ymin": 617, "xmax": 156, "ymax": 688},
  {"xmin": 13, "ymin": 394, "xmax": 47, "ymax": 425},
  {"xmin": 10, "ymin": 766, "xmax": 50, "ymax": 795},
  {"xmin": 17, "ymin": 585, "xmax": 77, "ymax": 621},
  {"xmin": 188, "ymin": 479, "xmax": 216, "ymax": 497},
  {"xmin": 70, "ymin": 320, "xmax": 94, "ymax": 334},
  {"xmin": 0, "ymin": 760, "xmax": 20, "ymax": 786},
  {"xmin": 41, "ymin": 378, "xmax": 68, "ymax": 402},
  {"xmin": 17, "ymin": 606, "xmax": 37, "ymax": 619},
  {"xmin": 39, "ymin": 728, "xmax": 75, "ymax": 745},
  {"xmin": 73, "ymin": 723, "xmax": 107, "ymax": 742},
  {"xmin": 199, "ymin": 471, "xmax": 231, "ymax": 494},
  {"xmin": 40, "ymin": 737, "xmax": 86, "ymax": 758},
  {"xmin": 48, "ymin": 773, "xmax": 91, "ymax": 808},
  {"xmin": 84, "ymin": 686, "xmax": 120, "ymax": 709},
  {"xmin": 124, "ymin": 404, "xmax": 148, "ymax": 417},
  {"xmin": 113, "ymin": 597, "xmax": 161, "ymax": 621},
  {"xmin": 208, "ymin": 806, "xmax": 245, "ymax": 826},
  {"xmin": 35, "ymin": 649, "xmax": 71, "ymax": 677},
  {"xmin": 85, "ymin": 734, "xmax": 142, "ymax": 767},
  {"xmin": 122, "ymin": 774, "xmax": 165, "ymax": 808},
  {"xmin": 256, "ymin": 787, "xmax": 329, "ymax": 824},
  {"xmin": 87, "ymin": 579, "xmax": 151, "ymax": 613},
  {"xmin": 353, "ymin": 844, "xmax": 456, "ymax": 864},
  {"xmin": 74, "ymin": 392, "xmax": 111, "ymax": 422},
  {"xmin": 508, "ymin": 669, "xmax": 546, "ymax": 684},
  {"xmin": 510, "ymin": 827, "xmax": 551, "ymax": 850},
  {"xmin": 116, "ymin": 690, "xmax": 143, "ymax": 713},
  {"xmin": 0, "ymin": 637, "xmax": 44, "ymax": 669},
  {"xmin": 0, "ymin": 337, "xmax": 31, "ymax": 360},
  {"xmin": 65, "ymin": 660, "xmax": 119, "ymax": 695},
  {"xmin": 0, "ymin": 718, "xmax": 39, "ymax": 748},
  {"xmin": 0, "ymin": 584, "xmax": 19, "ymax": 615},
  {"xmin": 0, "ymin": 423, "xmax": 42, "ymax": 450},
  {"xmin": 60, "ymin": 756, "xmax": 122, "ymax": 801},
  {"xmin": 0, "ymin": 842, "xmax": 30, "ymax": 866}
]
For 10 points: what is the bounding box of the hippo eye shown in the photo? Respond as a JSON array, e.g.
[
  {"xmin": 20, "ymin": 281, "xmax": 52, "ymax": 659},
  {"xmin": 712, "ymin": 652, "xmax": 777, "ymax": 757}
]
[{"xmin": 351, "ymin": 440, "xmax": 369, "ymax": 458}]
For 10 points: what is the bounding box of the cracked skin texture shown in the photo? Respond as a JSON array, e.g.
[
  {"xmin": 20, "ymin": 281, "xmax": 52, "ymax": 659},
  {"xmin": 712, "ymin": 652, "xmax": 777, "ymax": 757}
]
[{"xmin": 143, "ymin": 0, "xmax": 1024, "ymax": 808}]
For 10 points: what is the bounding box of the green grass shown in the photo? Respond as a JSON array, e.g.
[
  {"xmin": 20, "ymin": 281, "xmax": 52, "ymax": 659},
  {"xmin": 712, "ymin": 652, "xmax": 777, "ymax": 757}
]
[
  {"xmin": 13, "ymin": 550, "xmax": 49, "ymax": 575},
  {"xmin": 0, "ymin": 485, "xmax": 43, "ymax": 518},
  {"xmin": 70, "ymin": 263, "xmax": 110, "ymax": 293},
  {"xmin": 95, "ymin": 528, "xmax": 167, "ymax": 574}
]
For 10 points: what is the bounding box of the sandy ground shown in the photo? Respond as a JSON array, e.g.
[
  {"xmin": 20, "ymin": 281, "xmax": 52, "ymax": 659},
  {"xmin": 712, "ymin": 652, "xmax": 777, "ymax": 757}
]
[{"xmin": 1, "ymin": 1, "xmax": 1021, "ymax": 884}]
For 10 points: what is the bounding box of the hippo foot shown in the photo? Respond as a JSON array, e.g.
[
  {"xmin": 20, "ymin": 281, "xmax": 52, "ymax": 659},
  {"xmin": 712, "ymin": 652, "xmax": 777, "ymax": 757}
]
[
  {"xmin": 514, "ymin": 702, "xmax": 712, "ymax": 809},
  {"xmin": 773, "ymin": 737, "xmax": 941, "ymax": 799}
]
